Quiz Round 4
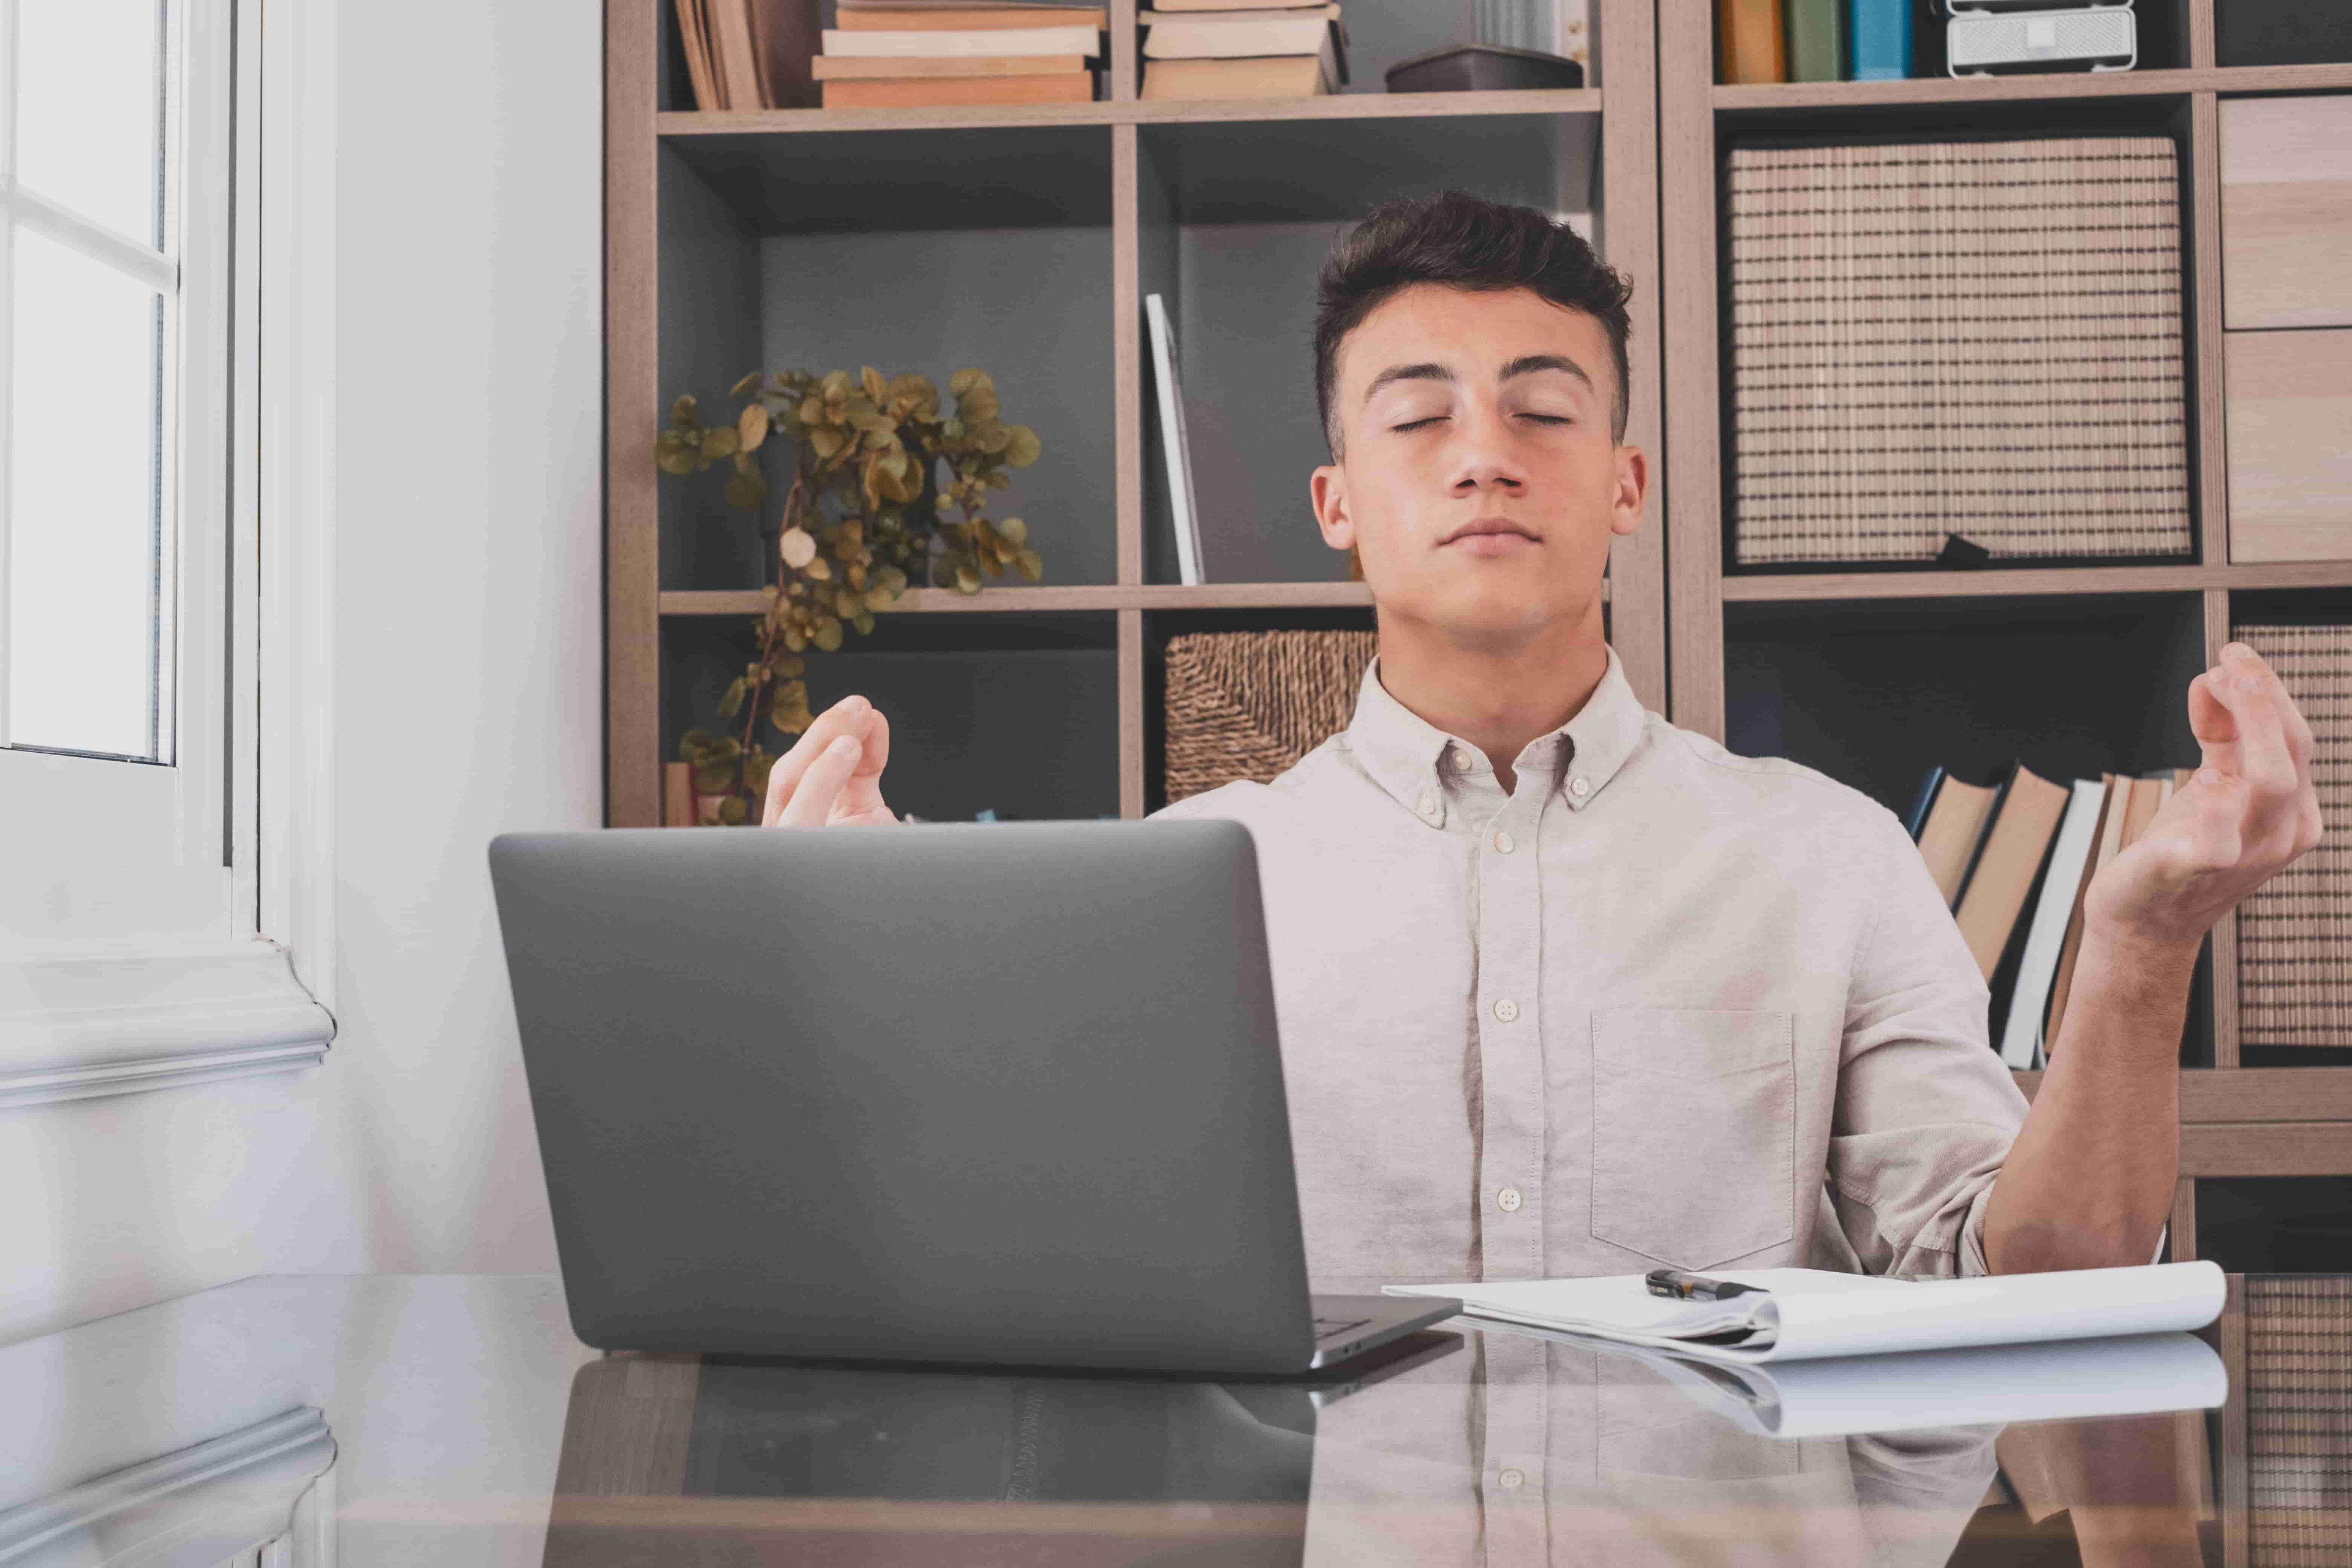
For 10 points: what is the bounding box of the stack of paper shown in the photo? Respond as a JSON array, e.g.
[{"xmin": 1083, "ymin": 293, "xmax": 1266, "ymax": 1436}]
[{"xmin": 1385, "ymin": 1262, "xmax": 2227, "ymax": 1364}]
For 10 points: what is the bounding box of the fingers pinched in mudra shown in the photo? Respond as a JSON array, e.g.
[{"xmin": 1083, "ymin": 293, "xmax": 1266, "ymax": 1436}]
[{"xmin": 763, "ymin": 695, "xmax": 872, "ymax": 826}]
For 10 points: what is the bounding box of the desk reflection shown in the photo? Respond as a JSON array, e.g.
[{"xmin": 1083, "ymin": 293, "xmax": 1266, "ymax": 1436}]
[{"xmin": 543, "ymin": 1328, "xmax": 2224, "ymax": 1567}]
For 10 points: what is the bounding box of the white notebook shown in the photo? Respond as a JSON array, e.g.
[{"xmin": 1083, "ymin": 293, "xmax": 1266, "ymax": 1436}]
[{"xmin": 1384, "ymin": 1262, "xmax": 2225, "ymax": 1364}]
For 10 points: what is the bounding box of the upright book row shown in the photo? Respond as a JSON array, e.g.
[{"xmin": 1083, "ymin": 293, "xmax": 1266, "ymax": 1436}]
[
  {"xmin": 1909, "ymin": 758, "xmax": 2193, "ymax": 1069},
  {"xmin": 1719, "ymin": 0, "xmax": 2142, "ymax": 83}
]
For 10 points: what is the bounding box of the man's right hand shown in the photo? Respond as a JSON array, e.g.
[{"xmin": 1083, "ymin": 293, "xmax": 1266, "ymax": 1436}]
[{"xmin": 762, "ymin": 695, "xmax": 899, "ymax": 827}]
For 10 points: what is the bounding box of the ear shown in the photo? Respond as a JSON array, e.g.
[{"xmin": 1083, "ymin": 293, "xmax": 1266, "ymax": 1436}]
[
  {"xmin": 1609, "ymin": 443, "xmax": 1648, "ymax": 539},
  {"xmin": 1311, "ymin": 461, "xmax": 1355, "ymax": 553}
]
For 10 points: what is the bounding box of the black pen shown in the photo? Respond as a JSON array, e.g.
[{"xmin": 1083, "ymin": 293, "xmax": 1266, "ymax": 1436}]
[{"xmin": 1645, "ymin": 1268, "xmax": 1765, "ymax": 1302}]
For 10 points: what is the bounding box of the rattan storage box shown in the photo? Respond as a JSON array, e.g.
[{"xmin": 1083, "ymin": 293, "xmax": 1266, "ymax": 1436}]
[{"xmin": 1163, "ymin": 630, "xmax": 1376, "ymax": 803}]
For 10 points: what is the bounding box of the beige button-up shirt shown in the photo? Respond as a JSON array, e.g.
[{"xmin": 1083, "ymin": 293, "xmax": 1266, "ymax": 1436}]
[{"xmin": 1152, "ymin": 642, "xmax": 2030, "ymax": 1292}]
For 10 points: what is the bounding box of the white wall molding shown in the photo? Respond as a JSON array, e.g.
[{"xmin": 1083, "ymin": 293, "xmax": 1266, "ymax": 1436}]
[
  {"xmin": 0, "ymin": 1406, "xmax": 334, "ymax": 1566},
  {"xmin": 255, "ymin": 0, "xmax": 339, "ymax": 1011},
  {"xmin": 0, "ymin": 943, "xmax": 333, "ymax": 1111}
]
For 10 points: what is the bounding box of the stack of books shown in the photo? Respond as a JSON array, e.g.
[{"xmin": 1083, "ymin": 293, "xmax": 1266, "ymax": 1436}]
[
  {"xmin": 1726, "ymin": 135, "xmax": 2192, "ymax": 567},
  {"xmin": 1140, "ymin": 0, "xmax": 1349, "ymax": 101},
  {"xmin": 2234, "ymin": 624, "xmax": 2352, "ymax": 1049},
  {"xmin": 1909, "ymin": 760, "xmax": 2195, "ymax": 1069},
  {"xmin": 814, "ymin": 1, "xmax": 1106, "ymax": 108},
  {"xmin": 674, "ymin": 0, "xmax": 817, "ymax": 110}
]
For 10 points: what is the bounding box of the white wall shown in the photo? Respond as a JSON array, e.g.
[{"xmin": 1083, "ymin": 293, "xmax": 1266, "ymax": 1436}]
[
  {"xmin": 303, "ymin": 0, "xmax": 602, "ymax": 1276},
  {"xmin": 1, "ymin": 0, "xmax": 600, "ymax": 1344}
]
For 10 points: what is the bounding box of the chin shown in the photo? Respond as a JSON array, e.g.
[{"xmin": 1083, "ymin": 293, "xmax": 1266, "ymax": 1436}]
[{"xmin": 1384, "ymin": 576, "xmax": 1577, "ymax": 641}]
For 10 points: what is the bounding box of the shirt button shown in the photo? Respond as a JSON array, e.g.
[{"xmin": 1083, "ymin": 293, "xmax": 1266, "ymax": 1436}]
[
  {"xmin": 1417, "ymin": 791, "xmax": 1438, "ymax": 816},
  {"xmin": 1493, "ymin": 829, "xmax": 1515, "ymax": 854},
  {"xmin": 1498, "ymin": 1466, "xmax": 1526, "ymax": 1490},
  {"xmin": 1493, "ymin": 998, "xmax": 1520, "ymax": 1023},
  {"xmin": 1496, "ymin": 1187, "xmax": 1523, "ymax": 1213},
  {"xmin": 1449, "ymin": 744, "xmax": 1473, "ymax": 771},
  {"xmin": 1569, "ymin": 775, "xmax": 1592, "ymax": 799}
]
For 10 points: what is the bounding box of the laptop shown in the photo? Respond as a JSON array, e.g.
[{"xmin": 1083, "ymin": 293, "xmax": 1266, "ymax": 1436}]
[{"xmin": 488, "ymin": 819, "xmax": 1460, "ymax": 1374}]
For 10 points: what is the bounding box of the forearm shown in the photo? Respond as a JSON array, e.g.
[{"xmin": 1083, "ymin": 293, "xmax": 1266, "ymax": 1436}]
[{"xmin": 1982, "ymin": 929, "xmax": 2196, "ymax": 1274}]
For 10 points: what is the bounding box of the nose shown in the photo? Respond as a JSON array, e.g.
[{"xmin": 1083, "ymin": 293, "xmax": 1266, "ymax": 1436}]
[{"xmin": 1447, "ymin": 397, "xmax": 1529, "ymax": 497}]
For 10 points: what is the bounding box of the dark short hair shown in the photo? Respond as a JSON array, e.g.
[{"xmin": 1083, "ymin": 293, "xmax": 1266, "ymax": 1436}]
[{"xmin": 1313, "ymin": 190, "xmax": 1634, "ymax": 456}]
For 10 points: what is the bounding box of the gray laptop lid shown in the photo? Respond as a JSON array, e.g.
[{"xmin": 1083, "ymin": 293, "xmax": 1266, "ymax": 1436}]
[{"xmin": 489, "ymin": 820, "xmax": 1317, "ymax": 1373}]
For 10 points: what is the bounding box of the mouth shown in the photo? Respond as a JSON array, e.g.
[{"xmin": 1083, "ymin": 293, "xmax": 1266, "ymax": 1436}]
[{"xmin": 1440, "ymin": 518, "xmax": 1541, "ymax": 549}]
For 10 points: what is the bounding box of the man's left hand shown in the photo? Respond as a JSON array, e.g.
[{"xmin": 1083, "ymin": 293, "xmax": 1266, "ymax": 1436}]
[{"xmin": 2082, "ymin": 641, "xmax": 2325, "ymax": 949}]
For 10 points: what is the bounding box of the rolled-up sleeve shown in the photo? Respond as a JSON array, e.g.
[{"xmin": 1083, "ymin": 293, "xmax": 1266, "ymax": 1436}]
[{"xmin": 1829, "ymin": 807, "xmax": 2031, "ymax": 1278}]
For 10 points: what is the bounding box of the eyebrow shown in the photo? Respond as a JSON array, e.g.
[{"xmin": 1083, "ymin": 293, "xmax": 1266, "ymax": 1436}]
[{"xmin": 1360, "ymin": 353, "xmax": 1596, "ymax": 405}]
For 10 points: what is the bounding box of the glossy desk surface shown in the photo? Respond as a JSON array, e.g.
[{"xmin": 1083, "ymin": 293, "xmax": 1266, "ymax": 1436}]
[{"xmin": 0, "ymin": 1273, "xmax": 2327, "ymax": 1566}]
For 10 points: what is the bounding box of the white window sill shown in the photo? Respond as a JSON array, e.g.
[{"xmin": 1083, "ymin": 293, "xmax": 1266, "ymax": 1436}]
[{"xmin": 0, "ymin": 941, "xmax": 333, "ymax": 1110}]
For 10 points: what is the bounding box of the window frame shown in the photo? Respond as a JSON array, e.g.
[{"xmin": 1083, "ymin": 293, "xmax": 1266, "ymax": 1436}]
[{"xmin": 0, "ymin": 0, "xmax": 336, "ymax": 1108}]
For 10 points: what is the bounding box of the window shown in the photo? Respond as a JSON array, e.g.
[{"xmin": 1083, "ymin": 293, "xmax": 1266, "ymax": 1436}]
[
  {"xmin": 0, "ymin": 0, "xmax": 246, "ymax": 948},
  {"xmin": 0, "ymin": 0, "xmax": 332, "ymax": 1106}
]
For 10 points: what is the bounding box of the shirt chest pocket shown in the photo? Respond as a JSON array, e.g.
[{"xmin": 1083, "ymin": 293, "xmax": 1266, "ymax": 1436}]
[{"xmin": 1589, "ymin": 1008, "xmax": 1796, "ymax": 1269}]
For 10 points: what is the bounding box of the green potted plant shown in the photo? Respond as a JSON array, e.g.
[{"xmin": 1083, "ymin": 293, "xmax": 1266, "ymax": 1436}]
[{"xmin": 657, "ymin": 364, "xmax": 1045, "ymax": 823}]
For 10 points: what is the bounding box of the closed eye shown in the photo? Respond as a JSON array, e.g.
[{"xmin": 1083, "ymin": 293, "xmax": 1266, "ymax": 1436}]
[
  {"xmin": 1392, "ymin": 416, "xmax": 1446, "ymax": 432},
  {"xmin": 1520, "ymin": 413, "xmax": 1575, "ymax": 425}
]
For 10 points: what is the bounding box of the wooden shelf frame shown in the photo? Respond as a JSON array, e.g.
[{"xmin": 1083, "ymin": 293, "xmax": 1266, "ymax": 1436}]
[
  {"xmin": 606, "ymin": 0, "xmax": 1665, "ymax": 827},
  {"xmin": 1659, "ymin": 0, "xmax": 2352, "ymax": 1163}
]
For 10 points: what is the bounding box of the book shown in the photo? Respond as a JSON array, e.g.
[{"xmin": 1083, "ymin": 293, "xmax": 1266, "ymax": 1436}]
[
  {"xmin": 1385, "ymin": 1261, "xmax": 2226, "ymax": 1365},
  {"xmin": 1953, "ymin": 761, "xmax": 2071, "ymax": 980},
  {"xmin": 748, "ymin": 0, "xmax": 822, "ymax": 107},
  {"xmin": 821, "ymin": 73, "xmax": 1093, "ymax": 104},
  {"xmin": 1785, "ymin": 0, "xmax": 1845, "ymax": 81},
  {"xmin": 1144, "ymin": 294, "xmax": 1206, "ymax": 584},
  {"xmin": 1140, "ymin": 2, "xmax": 1337, "ymax": 19},
  {"xmin": 1999, "ymin": 777, "xmax": 2109, "ymax": 1069},
  {"xmin": 1140, "ymin": 49, "xmax": 1335, "ymax": 97},
  {"xmin": 1909, "ymin": 765, "xmax": 2002, "ymax": 907},
  {"xmin": 1618, "ymin": 1329, "xmax": 2226, "ymax": 1440},
  {"xmin": 2045, "ymin": 773, "xmax": 2128, "ymax": 1054},
  {"xmin": 836, "ymin": 4, "xmax": 1109, "ymax": 28},
  {"xmin": 1717, "ymin": 0, "xmax": 1785, "ymax": 83},
  {"xmin": 1149, "ymin": 0, "xmax": 1332, "ymax": 9},
  {"xmin": 1849, "ymin": 0, "xmax": 1910, "ymax": 79},
  {"xmin": 710, "ymin": 0, "xmax": 767, "ymax": 108},
  {"xmin": 820, "ymin": 24, "xmax": 1102, "ymax": 55},
  {"xmin": 812, "ymin": 53, "xmax": 1088, "ymax": 77},
  {"xmin": 1140, "ymin": 17, "xmax": 1339, "ymax": 58}
]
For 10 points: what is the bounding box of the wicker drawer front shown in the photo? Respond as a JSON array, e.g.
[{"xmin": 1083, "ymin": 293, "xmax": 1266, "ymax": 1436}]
[
  {"xmin": 2222, "ymin": 96, "xmax": 2352, "ymax": 331},
  {"xmin": 1725, "ymin": 135, "xmax": 2192, "ymax": 565},
  {"xmin": 1163, "ymin": 630, "xmax": 1376, "ymax": 804}
]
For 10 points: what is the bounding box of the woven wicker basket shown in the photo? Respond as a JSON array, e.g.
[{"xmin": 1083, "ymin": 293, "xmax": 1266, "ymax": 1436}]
[{"xmin": 1163, "ymin": 630, "xmax": 1377, "ymax": 804}]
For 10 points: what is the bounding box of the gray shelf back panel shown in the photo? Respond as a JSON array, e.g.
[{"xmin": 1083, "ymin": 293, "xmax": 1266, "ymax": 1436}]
[
  {"xmin": 1723, "ymin": 592, "xmax": 2208, "ymax": 820},
  {"xmin": 1137, "ymin": 113, "xmax": 1600, "ymax": 587},
  {"xmin": 666, "ymin": 127, "xmax": 1113, "ymax": 233},
  {"xmin": 665, "ymin": 615, "xmax": 1121, "ymax": 823},
  {"xmin": 658, "ymin": 132, "xmax": 1118, "ymax": 592},
  {"xmin": 660, "ymin": 144, "xmax": 769, "ymax": 592}
]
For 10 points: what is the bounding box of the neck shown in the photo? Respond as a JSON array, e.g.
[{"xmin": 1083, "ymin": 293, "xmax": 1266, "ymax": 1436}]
[{"xmin": 1373, "ymin": 595, "xmax": 1610, "ymax": 794}]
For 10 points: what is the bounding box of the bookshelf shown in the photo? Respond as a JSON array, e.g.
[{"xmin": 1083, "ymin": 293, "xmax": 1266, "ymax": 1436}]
[
  {"xmin": 611, "ymin": 0, "xmax": 2349, "ymax": 1271},
  {"xmin": 1657, "ymin": 0, "xmax": 2352, "ymax": 1325},
  {"xmin": 609, "ymin": 0, "xmax": 1664, "ymax": 831}
]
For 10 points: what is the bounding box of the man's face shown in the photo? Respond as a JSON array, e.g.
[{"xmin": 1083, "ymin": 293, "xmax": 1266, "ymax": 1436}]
[{"xmin": 1310, "ymin": 284, "xmax": 1645, "ymax": 650}]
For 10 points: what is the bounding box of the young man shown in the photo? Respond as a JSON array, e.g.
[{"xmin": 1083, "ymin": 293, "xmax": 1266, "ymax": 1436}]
[{"xmin": 760, "ymin": 192, "xmax": 2323, "ymax": 1294}]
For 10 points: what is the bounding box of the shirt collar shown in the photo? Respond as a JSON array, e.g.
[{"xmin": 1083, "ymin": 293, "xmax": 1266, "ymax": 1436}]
[{"xmin": 1345, "ymin": 644, "xmax": 1648, "ymax": 827}]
